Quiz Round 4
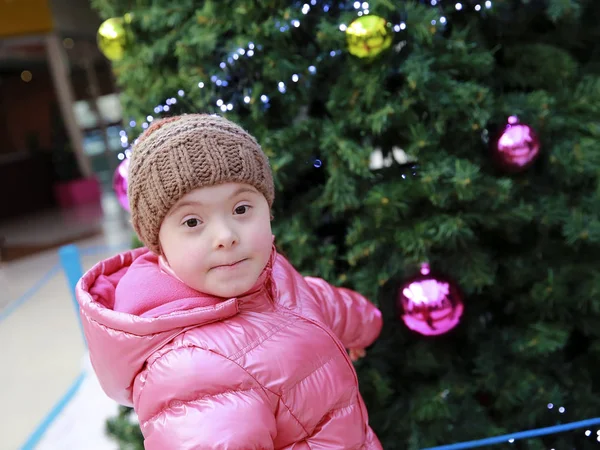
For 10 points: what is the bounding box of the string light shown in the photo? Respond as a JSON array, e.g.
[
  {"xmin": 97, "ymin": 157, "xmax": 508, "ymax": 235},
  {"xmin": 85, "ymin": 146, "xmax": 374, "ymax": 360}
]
[
  {"xmin": 548, "ymin": 403, "xmax": 554, "ymax": 409},
  {"xmin": 114, "ymin": 7, "xmax": 496, "ymax": 173},
  {"xmin": 559, "ymin": 407, "xmax": 566, "ymax": 413},
  {"xmin": 118, "ymin": 153, "xmax": 125, "ymax": 160},
  {"xmin": 121, "ymin": 0, "xmax": 492, "ymax": 162},
  {"xmin": 585, "ymin": 430, "xmax": 591, "ymax": 436}
]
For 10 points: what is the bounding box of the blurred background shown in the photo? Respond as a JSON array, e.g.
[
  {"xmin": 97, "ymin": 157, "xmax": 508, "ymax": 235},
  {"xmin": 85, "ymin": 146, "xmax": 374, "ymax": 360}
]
[{"xmin": 0, "ymin": 1, "xmax": 132, "ymax": 449}]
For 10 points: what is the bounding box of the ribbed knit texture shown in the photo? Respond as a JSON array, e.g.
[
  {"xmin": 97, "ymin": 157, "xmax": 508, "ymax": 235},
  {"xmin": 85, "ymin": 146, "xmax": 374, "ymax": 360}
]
[{"xmin": 128, "ymin": 114, "xmax": 275, "ymax": 254}]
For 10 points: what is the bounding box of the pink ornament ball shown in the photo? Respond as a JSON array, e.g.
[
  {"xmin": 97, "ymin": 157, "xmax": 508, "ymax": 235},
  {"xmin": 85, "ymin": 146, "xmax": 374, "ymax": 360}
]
[
  {"xmin": 398, "ymin": 263, "xmax": 464, "ymax": 336},
  {"xmin": 113, "ymin": 158, "xmax": 130, "ymax": 212},
  {"xmin": 492, "ymin": 116, "xmax": 540, "ymax": 172}
]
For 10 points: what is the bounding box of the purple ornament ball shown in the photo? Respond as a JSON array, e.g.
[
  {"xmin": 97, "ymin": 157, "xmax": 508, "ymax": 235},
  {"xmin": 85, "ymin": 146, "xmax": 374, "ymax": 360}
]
[
  {"xmin": 397, "ymin": 263, "xmax": 464, "ymax": 336},
  {"xmin": 491, "ymin": 116, "xmax": 540, "ymax": 172}
]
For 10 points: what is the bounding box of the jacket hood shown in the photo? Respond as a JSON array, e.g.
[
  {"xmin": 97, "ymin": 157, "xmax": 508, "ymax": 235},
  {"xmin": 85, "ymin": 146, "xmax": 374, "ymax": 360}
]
[{"xmin": 76, "ymin": 247, "xmax": 276, "ymax": 406}]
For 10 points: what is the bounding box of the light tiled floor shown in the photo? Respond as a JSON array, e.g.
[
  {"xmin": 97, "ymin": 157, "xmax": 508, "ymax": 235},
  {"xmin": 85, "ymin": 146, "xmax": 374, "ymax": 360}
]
[
  {"xmin": 36, "ymin": 355, "xmax": 120, "ymax": 450},
  {"xmin": 0, "ymin": 191, "xmax": 134, "ymax": 450}
]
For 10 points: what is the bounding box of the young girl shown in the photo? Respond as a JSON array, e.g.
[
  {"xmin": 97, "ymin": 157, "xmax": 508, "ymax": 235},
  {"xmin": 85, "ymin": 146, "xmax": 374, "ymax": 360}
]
[{"xmin": 77, "ymin": 114, "xmax": 383, "ymax": 449}]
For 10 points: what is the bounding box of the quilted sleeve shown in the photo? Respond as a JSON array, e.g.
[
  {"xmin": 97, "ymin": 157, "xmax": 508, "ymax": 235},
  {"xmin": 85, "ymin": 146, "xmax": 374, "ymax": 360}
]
[
  {"xmin": 134, "ymin": 346, "xmax": 277, "ymax": 450},
  {"xmin": 304, "ymin": 276, "xmax": 383, "ymax": 349}
]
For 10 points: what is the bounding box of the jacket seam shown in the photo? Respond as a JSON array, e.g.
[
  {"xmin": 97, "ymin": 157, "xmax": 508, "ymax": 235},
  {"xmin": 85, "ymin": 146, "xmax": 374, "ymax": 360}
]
[
  {"xmin": 228, "ymin": 314, "xmax": 299, "ymax": 361},
  {"xmin": 286, "ymin": 353, "xmax": 337, "ymax": 391},
  {"xmin": 221, "ymin": 348, "xmax": 312, "ymax": 438},
  {"xmin": 138, "ymin": 345, "xmax": 311, "ymax": 437},
  {"xmin": 141, "ymin": 388, "xmax": 255, "ymax": 428}
]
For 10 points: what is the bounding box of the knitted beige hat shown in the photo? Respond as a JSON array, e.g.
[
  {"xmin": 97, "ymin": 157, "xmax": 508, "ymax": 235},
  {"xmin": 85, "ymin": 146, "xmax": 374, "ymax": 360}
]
[{"xmin": 128, "ymin": 114, "xmax": 275, "ymax": 254}]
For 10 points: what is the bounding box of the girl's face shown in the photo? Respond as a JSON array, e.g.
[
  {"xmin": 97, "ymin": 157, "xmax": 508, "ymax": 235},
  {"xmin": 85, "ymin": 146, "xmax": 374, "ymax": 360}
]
[{"xmin": 158, "ymin": 182, "xmax": 273, "ymax": 298}]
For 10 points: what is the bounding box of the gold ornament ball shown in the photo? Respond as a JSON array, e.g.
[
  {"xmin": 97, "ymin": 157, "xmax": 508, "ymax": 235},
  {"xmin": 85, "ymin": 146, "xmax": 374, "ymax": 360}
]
[
  {"xmin": 346, "ymin": 15, "xmax": 392, "ymax": 58},
  {"xmin": 97, "ymin": 17, "xmax": 128, "ymax": 61}
]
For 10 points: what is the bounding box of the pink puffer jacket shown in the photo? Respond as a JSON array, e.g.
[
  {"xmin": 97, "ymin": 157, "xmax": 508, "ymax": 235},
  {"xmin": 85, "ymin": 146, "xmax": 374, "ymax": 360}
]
[{"xmin": 76, "ymin": 246, "xmax": 383, "ymax": 449}]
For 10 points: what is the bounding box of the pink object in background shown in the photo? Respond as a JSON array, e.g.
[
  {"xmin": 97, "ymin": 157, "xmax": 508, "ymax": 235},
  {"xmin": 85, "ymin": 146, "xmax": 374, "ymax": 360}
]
[
  {"xmin": 113, "ymin": 158, "xmax": 130, "ymax": 211},
  {"xmin": 492, "ymin": 115, "xmax": 541, "ymax": 172},
  {"xmin": 398, "ymin": 263, "xmax": 464, "ymax": 336},
  {"xmin": 53, "ymin": 176, "xmax": 102, "ymax": 208}
]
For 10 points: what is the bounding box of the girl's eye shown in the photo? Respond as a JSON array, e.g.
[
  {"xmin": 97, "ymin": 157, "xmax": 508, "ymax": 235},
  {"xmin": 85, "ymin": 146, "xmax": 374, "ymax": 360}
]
[
  {"xmin": 184, "ymin": 218, "xmax": 200, "ymax": 228},
  {"xmin": 234, "ymin": 205, "xmax": 250, "ymax": 215}
]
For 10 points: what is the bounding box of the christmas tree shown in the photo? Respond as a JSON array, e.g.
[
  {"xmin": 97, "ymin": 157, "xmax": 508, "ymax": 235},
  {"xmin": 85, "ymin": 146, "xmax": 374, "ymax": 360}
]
[{"xmin": 92, "ymin": 0, "xmax": 600, "ymax": 448}]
